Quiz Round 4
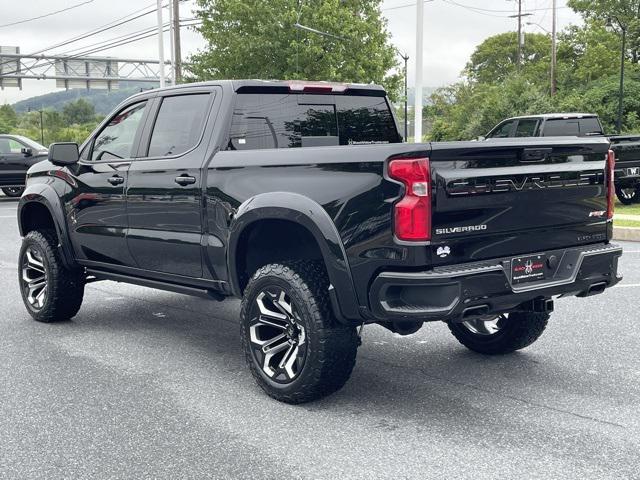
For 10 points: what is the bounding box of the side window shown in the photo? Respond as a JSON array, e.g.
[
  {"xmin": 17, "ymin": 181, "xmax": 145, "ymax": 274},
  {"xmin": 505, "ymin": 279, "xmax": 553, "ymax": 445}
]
[
  {"xmin": 91, "ymin": 101, "xmax": 147, "ymax": 160},
  {"xmin": 1, "ymin": 138, "xmax": 26, "ymax": 153},
  {"xmin": 489, "ymin": 120, "xmax": 516, "ymax": 138},
  {"xmin": 514, "ymin": 119, "xmax": 539, "ymax": 137},
  {"xmin": 147, "ymin": 93, "xmax": 211, "ymax": 157}
]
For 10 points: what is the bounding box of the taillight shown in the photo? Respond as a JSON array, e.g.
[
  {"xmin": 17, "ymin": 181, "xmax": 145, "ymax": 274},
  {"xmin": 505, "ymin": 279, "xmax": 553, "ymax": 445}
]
[
  {"xmin": 388, "ymin": 157, "xmax": 431, "ymax": 242},
  {"xmin": 606, "ymin": 149, "xmax": 615, "ymax": 220}
]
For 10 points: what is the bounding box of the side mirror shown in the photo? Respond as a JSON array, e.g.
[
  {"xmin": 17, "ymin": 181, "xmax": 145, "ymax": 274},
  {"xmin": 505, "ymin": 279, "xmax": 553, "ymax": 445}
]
[
  {"xmin": 48, "ymin": 142, "xmax": 79, "ymax": 166},
  {"xmin": 21, "ymin": 147, "xmax": 33, "ymax": 157}
]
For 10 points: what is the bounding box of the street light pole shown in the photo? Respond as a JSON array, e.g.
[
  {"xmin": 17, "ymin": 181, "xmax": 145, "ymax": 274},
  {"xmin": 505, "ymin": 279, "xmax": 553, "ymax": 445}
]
[
  {"xmin": 398, "ymin": 52, "xmax": 409, "ymax": 140},
  {"xmin": 39, "ymin": 109, "xmax": 44, "ymax": 145}
]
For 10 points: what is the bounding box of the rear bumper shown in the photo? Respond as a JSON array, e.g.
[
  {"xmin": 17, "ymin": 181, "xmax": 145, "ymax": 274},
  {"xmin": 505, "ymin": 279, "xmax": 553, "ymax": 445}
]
[
  {"xmin": 368, "ymin": 243, "xmax": 622, "ymax": 322},
  {"xmin": 615, "ymin": 166, "xmax": 640, "ymax": 186}
]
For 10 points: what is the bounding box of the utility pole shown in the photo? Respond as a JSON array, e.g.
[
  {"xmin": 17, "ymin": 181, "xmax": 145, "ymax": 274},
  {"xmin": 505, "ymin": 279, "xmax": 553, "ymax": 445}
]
[
  {"xmin": 156, "ymin": 0, "xmax": 165, "ymax": 88},
  {"xmin": 551, "ymin": 0, "xmax": 557, "ymax": 95},
  {"xmin": 509, "ymin": 0, "xmax": 532, "ymax": 69},
  {"xmin": 173, "ymin": 0, "xmax": 182, "ymax": 84},
  {"xmin": 414, "ymin": 0, "xmax": 424, "ymax": 143}
]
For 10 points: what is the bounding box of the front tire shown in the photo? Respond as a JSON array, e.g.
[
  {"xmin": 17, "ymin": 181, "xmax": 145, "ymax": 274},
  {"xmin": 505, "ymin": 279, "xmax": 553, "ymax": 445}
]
[
  {"xmin": 448, "ymin": 311, "xmax": 549, "ymax": 355},
  {"xmin": 240, "ymin": 262, "xmax": 358, "ymax": 404},
  {"xmin": 2, "ymin": 187, "xmax": 25, "ymax": 197},
  {"xmin": 19, "ymin": 230, "xmax": 85, "ymax": 323},
  {"xmin": 615, "ymin": 185, "xmax": 640, "ymax": 205}
]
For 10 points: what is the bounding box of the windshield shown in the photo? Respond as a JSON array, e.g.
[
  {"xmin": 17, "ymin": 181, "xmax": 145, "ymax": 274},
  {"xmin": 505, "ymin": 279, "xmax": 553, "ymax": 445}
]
[{"xmin": 14, "ymin": 135, "xmax": 47, "ymax": 151}]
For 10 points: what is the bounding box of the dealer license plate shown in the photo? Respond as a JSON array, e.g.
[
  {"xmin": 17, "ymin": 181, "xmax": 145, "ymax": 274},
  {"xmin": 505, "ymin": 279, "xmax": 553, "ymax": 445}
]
[{"xmin": 511, "ymin": 254, "xmax": 546, "ymax": 285}]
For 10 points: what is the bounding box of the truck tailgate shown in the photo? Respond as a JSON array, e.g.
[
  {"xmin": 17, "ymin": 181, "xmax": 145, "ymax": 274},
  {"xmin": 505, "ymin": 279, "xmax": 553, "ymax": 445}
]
[{"xmin": 429, "ymin": 138, "xmax": 612, "ymax": 266}]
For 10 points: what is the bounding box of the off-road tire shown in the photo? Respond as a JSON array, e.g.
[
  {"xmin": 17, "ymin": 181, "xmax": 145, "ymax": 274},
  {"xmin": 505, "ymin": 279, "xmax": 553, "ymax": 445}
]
[
  {"xmin": 19, "ymin": 230, "xmax": 85, "ymax": 323},
  {"xmin": 2, "ymin": 187, "xmax": 25, "ymax": 197},
  {"xmin": 448, "ymin": 311, "xmax": 549, "ymax": 355},
  {"xmin": 240, "ymin": 261, "xmax": 358, "ymax": 404}
]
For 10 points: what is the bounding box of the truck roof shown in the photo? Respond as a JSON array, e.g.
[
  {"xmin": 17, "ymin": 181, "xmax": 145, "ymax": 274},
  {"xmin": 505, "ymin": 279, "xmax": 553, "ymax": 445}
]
[
  {"xmin": 506, "ymin": 113, "xmax": 598, "ymax": 120},
  {"xmin": 132, "ymin": 79, "xmax": 386, "ymax": 97}
]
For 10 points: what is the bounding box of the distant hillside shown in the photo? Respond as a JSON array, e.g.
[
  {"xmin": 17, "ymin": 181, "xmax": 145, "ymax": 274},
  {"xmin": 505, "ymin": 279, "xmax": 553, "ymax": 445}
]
[{"xmin": 12, "ymin": 81, "xmax": 157, "ymax": 114}]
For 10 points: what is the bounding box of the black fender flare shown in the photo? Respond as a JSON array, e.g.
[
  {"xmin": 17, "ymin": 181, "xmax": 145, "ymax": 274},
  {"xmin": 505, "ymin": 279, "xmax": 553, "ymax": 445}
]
[
  {"xmin": 18, "ymin": 184, "xmax": 77, "ymax": 270},
  {"xmin": 227, "ymin": 192, "xmax": 361, "ymax": 323}
]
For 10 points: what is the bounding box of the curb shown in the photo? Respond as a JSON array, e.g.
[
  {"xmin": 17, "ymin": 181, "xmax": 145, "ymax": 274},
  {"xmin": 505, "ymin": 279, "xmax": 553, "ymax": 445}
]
[{"xmin": 613, "ymin": 226, "xmax": 640, "ymax": 242}]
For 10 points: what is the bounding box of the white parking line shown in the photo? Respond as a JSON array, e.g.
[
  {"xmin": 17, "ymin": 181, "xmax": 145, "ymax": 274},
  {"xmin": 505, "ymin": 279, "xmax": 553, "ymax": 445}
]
[{"xmin": 613, "ymin": 283, "xmax": 640, "ymax": 288}]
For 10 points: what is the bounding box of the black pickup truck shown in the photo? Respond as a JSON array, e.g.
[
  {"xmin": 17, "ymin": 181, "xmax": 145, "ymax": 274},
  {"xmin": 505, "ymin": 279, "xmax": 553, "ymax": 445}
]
[
  {"xmin": 485, "ymin": 113, "xmax": 640, "ymax": 204},
  {"xmin": 16, "ymin": 81, "xmax": 622, "ymax": 403},
  {"xmin": 0, "ymin": 134, "xmax": 48, "ymax": 197}
]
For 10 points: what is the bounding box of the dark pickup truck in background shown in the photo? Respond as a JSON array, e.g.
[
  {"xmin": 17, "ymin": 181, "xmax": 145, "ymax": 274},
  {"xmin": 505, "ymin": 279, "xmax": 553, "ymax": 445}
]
[
  {"xmin": 485, "ymin": 113, "xmax": 640, "ymax": 204},
  {"xmin": 0, "ymin": 134, "xmax": 48, "ymax": 197},
  {"xmin": 16, "ymin": 81, "xmax": 622, "ymax": 403}
]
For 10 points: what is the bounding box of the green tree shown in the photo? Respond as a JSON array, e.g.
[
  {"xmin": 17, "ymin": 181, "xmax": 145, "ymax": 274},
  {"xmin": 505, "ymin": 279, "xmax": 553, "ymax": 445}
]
[
  {"xmin": 465, "ymin": 32, "xmax": 552, "ymax": 87},
  {"xmin": 558, "ymin": 72, "xmax": 640, "ymax": 133},
  {"xmin": 427, "ymin": 75, "xmax": 555, "ymax": 141},
  {"xmin": 189, "ymin": 0, "xmax": 401, "ymax": 99},
  {"xmin": 557, "ymin": 21, "xmax": 623, "ymax": 89},
  {"xmin": 62, "ymin": 98, "xmax": 96, "ymax": 125},
  {"xmin": 568, "ymin": 0, "xmax": 640, "ymax": 62},
  {"xmin": 0, "ymin": 104, "xmax": 18, "ymax": 133}
]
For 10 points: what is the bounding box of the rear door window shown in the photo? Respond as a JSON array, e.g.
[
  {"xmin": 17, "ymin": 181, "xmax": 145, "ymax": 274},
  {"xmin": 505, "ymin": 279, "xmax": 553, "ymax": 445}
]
[
  {"xmin": 147, "ymin": 93, "xmax": 211, "ymax": 157},
  {"xmin": 514, "ymin": 119, "xmax": 539, "ymax": 137},
  {"xmin": 228, "ymin": 93, "xmax": 400, "ymax": 150}
]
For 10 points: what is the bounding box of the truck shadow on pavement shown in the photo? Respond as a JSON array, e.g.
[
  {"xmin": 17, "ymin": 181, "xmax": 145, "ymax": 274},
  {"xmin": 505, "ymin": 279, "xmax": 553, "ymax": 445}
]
[{"xmin": 50, "ymin": 283, "xmax": 625, "ymax": 422}]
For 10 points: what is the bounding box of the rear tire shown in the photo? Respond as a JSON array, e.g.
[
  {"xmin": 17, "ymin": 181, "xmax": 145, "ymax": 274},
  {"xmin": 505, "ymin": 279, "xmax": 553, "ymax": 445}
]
[
  {"xmin": 448, "ymin": 311, "xmax": 549, "ymax": 355},
  {"xmin": 2, "ymin": 187, "xmax": 25, "ymax": 197},
  {"xmin": 18, "ymin": 230, "xmax": 85, "ymax": 323},
  {"xmin": 615, "ymin": 185, "xmax": 640, "ymax": 205},
  {"xmin": 240, "ymin": 262, "xmax": 358, "ymax": 404}
]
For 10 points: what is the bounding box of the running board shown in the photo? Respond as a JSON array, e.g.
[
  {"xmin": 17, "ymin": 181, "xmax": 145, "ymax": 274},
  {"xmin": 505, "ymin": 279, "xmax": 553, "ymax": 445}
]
[{"xmin": 85, "ymin": 269, "xmax": 226, "ymax": 301}]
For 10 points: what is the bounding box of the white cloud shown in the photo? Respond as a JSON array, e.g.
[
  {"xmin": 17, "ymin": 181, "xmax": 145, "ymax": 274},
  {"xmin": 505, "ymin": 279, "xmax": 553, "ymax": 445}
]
[{"xmin": 0, "ymin": 0, "xmax": 581, "ymax": 104}]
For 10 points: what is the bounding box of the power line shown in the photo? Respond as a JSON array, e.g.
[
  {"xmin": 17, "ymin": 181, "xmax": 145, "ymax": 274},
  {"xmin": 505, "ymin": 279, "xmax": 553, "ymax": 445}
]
[
  {"xmin": 0, "ymin": 20, "xmax": 200, "ymax": 78},
  {"xmin": 0, "ymin": 0, "xmax": 96, "ymax": 29},
  {"xmin": 382, "ymin": 0, "xmax": 567, "ymax": 14},
  {"xmin": 27, "ymin": 1, "xmax": 162, "ymax": 56}
]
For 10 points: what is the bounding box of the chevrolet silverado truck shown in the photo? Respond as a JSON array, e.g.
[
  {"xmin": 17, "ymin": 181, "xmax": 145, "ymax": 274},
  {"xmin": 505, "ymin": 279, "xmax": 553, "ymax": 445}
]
[
  {"xmin": 0, "ymin": 134, "xmax": 48, "ymax": 197},
  {"xmin": 484, "ymin": 113, "xmax": 640, "ymax": 204},
  {"xmin": 16, "ymin": 81, "xmax": 622, "ymax": 403}
]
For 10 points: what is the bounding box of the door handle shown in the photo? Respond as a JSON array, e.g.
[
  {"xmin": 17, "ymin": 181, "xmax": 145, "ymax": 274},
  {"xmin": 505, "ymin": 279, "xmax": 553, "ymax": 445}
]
[
  {"xmin": 175, "ymin": 175, "xmax": 197, "ymax": 186},
  {"xmin": 107, "ymin": 175, "xmax": 124, "ymax": 185}
]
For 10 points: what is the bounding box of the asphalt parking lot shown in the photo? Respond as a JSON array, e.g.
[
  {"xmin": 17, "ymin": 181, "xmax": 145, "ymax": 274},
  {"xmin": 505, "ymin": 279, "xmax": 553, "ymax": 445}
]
[{"xmin": 1, "ymin": 194, "xmax": 639, "ymax": 480}]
